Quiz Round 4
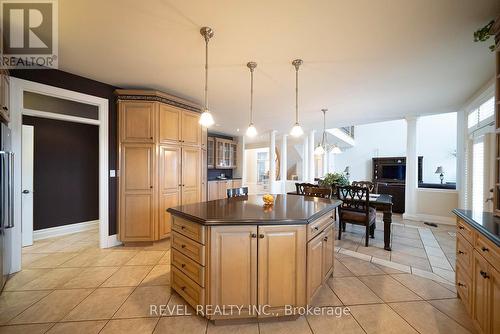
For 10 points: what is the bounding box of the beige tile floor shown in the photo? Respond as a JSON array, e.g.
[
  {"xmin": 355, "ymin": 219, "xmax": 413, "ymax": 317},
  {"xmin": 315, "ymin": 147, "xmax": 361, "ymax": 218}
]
[{"xmin": 0, "ymin": 222, "xmax": 474, "ymax": 334}]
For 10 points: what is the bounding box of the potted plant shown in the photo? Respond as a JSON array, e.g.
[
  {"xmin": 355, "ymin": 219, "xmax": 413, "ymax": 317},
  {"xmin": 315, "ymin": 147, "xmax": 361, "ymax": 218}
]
[{"xmin": 319, "ymin": 172, "xmax": 350, "ymax": 195}]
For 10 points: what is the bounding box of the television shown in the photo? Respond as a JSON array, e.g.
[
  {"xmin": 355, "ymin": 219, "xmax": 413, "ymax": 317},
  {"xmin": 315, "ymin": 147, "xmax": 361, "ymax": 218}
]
[{"xmin": 381, "ymin": 165, "xmax": 406, "ymax": 181}]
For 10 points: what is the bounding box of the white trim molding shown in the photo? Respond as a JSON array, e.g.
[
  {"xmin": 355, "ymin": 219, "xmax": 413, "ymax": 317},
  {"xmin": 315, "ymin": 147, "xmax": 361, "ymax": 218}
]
[
  {"xmin": 10, "ymin": 77, "xmax": 115, "ymax": 274},
  {"xmin": 402, "ymin": 213, "xmax": 455, "ymax": 225},
  {"xmin": 34, "ymin": 220, "xmax": 99, "ymax": 241}
]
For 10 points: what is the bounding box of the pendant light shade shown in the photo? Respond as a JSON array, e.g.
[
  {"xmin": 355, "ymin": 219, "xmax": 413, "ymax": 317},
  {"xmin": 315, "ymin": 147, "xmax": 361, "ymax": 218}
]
[
  {"xmin": 290, "ymin": 59, "xmax": 304, "ymax": 137},
  {"xmin": 314, "ymin": 108, "xmax": 342, "ymax": 155},
  {"xmin": 332, "ymin": 145, "xmax": 342, "ymax": 154},
  {"xmin": 314, "ymin": 144, "xmax": 325, "ymax": 155},
  {"xmin": 199, "ymin": 27, "xmax": 215, "ymax": 127},
  {"xmin": 246, "ymin": 61, "xmax": 258, "ymax": 137}
]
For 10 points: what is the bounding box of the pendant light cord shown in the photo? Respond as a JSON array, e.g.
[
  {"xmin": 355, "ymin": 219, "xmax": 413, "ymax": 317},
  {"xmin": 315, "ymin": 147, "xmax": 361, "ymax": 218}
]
[
  {"xmin": 204, "ymin": 37, "xmax": 209, "ymax": 111},
  {"xmin": 250, "ymin": 67, "xmax": 254, "ymax": 123},
  {"xmin": 295, "ymin": 67, "xmax": 299, "ymax": 123}
]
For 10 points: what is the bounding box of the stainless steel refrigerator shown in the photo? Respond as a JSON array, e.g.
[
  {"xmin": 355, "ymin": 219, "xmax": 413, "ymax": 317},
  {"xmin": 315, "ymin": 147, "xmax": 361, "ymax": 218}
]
[{"xmin": 0, "ymin": 123, "xmax": 14, "ymax": 291}]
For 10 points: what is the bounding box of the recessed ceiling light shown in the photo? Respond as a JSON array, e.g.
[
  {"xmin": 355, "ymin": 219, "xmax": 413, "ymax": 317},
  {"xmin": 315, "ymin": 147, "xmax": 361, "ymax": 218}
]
[{"xmin": 236, "ymin": 128, "xmax": 240, "ymax": 132}]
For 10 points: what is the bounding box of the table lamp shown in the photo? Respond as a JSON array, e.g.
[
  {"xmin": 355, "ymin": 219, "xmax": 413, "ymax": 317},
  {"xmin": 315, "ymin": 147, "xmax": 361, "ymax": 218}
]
[{"xmin": 435, "ymin": 166, "xmax": 444, "ymax": 184}]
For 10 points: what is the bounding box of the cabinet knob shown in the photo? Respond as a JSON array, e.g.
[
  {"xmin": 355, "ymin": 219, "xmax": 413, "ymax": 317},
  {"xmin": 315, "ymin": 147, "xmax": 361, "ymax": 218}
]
[
  {"xmin": 180, "ymin": 226, "xmax": 185, "ymax": 230},
  {"xmin": 457, "ymin": 282, "xmax": 465, "ymax": 287},
  {"xmin": 251, "ymin": 233, "xmax": 257, "ymax": 238},
  {"xmin": 458, "ymin": 250, "xmax": 464, "ymax": 254},
  {"xmin": 481, "ymin": 246, "xmax": 489, "ymax": 252},
  {"xmin": 181, "ymin": 244, "xmax": 186, "ymax": 248},
  {"xmin": 480, "ymin": 270, "xmax": 490, "ymax": 279},
  {"xmin": 458, "ymin": 226, "xmax": 464, "ymax": 230},
  {"xmin": 181, "ymin": 286, "xmax": 186, "ymax": 291},
  {"xmin": 150, "ymin": 137, "xmax": 153, "ymax": 139},
  {"xmin": 2, "ymin": 106, "xmax": 7, "ymax": 111},
  {"xmin": 314, "ymin": 226, "xmax": 319, "ymax": 231},
  {"xmin": 259, "ymin": 234, "xmax": 264, "ymax": 239},
  {"xmin": 150, "ymin": 186, "xmax": 153, "ymax": 189},
  {"xmin": 323, "ymin": 236, "xmax": 328, "ymax": 241},
  {"xmin": 181, "ymin": 263, "xmax": 186, "ymax": 268}
]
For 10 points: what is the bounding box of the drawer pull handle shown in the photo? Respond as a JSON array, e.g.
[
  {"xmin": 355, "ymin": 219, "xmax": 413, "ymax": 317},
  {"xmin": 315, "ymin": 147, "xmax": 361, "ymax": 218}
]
[
  {"xmin": 457, "ymin": 282, "xmax": 466, "ymax": 287},
  {"xmin": 481, "ymin": 247, "xmax": 489, "ymax": 252},
  {"xmin": 181, "ymin": 226, "xmax": 185, "ymax": 229},
  {"xmin": 181, "ymin": 263, "xmax": 186, "ymax": 268},
  {"xmin": 259, "ymin": 234, "xmax": 264, "ymax": 239},
  {"xmin": 458, "ymin": 226, "xmax": 464, "ymax": 230},
  {"xmin": 181, "ymin": 244, "xmax": 186, "ymax": 248},
  {"xmin": 251, "ymin": 233, "xmax": 257, "ymax": 238},
  {"xmin": 458, "ymin": 250, "xmax": 464, "ymax": 254},
  {"xmin": 314, "ymin": 226, "xmax": 319, "ymax": 231},
  {"xmin": 480, "ymin": 270, "xmax": 490, "ymax": 279},
  {"xmin": 181, "ymin": 286, "xmax": 186, "ymax": 291}
]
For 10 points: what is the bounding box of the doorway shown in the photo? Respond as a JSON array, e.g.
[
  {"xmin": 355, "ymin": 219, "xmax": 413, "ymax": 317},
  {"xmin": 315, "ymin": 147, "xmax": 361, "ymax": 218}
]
[{"xmin": 9, "ymin": 78, "xmax": 110, "ymax": 274}]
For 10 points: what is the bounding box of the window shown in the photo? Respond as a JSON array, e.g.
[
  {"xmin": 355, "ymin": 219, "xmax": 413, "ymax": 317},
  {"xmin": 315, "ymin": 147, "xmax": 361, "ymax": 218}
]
[
  {"xmin": 257, "ymin": 151, "xmax": 269, "ymax": 183},
  {"xmin": 468, "ymin": 96, "xmax": 494, "ymax": 129}
]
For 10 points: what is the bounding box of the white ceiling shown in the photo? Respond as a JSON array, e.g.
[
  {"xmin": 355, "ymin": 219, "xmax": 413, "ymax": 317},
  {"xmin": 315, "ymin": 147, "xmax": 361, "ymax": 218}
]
[{"xmin": 59, "ymin": 0, "xmax": 498, "ymax": 138}]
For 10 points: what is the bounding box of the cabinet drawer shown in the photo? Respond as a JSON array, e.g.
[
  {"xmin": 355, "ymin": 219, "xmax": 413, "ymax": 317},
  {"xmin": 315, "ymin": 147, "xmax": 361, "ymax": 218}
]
[
  {"xmin": 172, "ymin": 217, "xmax": 206, "ymax": 244},
  {"xmin": 172, "ymin": 232, "xmax": 205, "ymax": 265},
  {"xmin": 172, "ymin": 266, "xmax": 205, "ymax": 309},
  {"xmin": 307, "ymin": 212, "xmax": 334, "ymax": 241},
  {"xmin": 457, "ymin": 218, "xmax": 474, "ymax": 245},
  {"xmin": 475, "ymin": 234, "xmax": 500, "ymax": 267},
  {"xmin": 172, "ymin": 248, "xmax": 205, "ymax": 287},
  {"xmin": 456, "ymin": 232, "xmax": 473, "ymax": 271},
  {"xmin": 455, "ymin": 262, "xmax": 472, "ymax": 315}
]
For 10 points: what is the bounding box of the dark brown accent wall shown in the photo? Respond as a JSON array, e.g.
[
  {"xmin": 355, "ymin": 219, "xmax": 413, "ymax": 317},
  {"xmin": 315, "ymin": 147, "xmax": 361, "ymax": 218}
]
[
  {"xmin": 11, "ymin": 69, "xmax": 119, "ymax": 234},
  {"xmin": 23, "ymin": 116, "xmax": 99, "ymax": 230}
]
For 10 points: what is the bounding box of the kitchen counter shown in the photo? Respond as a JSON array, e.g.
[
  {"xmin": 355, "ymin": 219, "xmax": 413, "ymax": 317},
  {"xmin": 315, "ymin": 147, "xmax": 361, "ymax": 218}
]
[
  {"xmin": 167, "ymin": 194, "xmax": 341, "ymax": 225},
  {"xmin": 168, "ymin": 194, "xmax": 340, "ymax": 321},
  {"xmin": 452, "ymin": 209, "xmax": 500, "ymax": 246}
]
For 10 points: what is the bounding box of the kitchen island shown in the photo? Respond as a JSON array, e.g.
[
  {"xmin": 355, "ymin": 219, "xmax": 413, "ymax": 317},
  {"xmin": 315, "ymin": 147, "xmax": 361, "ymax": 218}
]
[{"xmin": 167, "ymin": 194, "xmax": 341, "ymax": 321}]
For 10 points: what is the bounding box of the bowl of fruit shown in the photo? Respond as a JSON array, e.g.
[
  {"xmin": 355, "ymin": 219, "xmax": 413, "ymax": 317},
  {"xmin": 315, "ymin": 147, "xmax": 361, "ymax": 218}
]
[{"xmin": 262, "ymin": 194, "xmax": 275, "ymax": 206}]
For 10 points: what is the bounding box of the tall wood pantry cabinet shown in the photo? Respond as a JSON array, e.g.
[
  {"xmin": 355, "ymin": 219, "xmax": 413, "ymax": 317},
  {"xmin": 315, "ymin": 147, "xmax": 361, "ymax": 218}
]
[{"xmin": 117, "ymin": 90, "xmax": 207, "ymax": 243}]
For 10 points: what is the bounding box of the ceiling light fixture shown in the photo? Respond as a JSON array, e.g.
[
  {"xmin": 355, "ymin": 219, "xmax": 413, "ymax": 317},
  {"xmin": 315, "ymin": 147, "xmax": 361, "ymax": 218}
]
[
  {"xmin": 199, "ymin": 27, "xmax": 215, "ymax": 127},
  {"xmin": 246, "ymin": 61, "xmax": 258, "ymax": 137},
  {"xmin": 314, "ymin": 108, "xmax": 342, "ymax": 155},
  {"xmin": 290, "ymin": 59, "xmax": 304, "ymax": 137}
]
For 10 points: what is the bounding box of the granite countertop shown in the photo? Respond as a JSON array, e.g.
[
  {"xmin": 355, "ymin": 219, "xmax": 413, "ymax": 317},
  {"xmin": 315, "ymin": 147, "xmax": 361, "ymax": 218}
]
[
  {"xmin": 167, "ymin": 194, "xmax": 341, "ymax": 226},
  {"xmin": 452, "ymin": 209, "xmax": 500, "ymax": 246}
]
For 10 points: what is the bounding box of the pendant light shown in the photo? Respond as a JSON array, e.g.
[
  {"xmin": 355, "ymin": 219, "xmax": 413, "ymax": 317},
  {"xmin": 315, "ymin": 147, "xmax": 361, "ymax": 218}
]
[
  {"xmin": 199, "ymin": 27, "xmax": 215, "ymax": 127},
  {"xmin": 290, "ymin": 59, "xmax": 304, "ymax": 137},
  {"xmin": 246, "ymin": 62, "xmax": 258, "ymax": 137},
  {"xmin": 314, "ymin": 108, "xmax": 342, "ymax": 155}
]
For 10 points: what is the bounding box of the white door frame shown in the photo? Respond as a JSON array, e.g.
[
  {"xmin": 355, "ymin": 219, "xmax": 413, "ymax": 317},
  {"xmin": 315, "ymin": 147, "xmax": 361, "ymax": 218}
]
[{"xmin": 10, "ymin": 77, "xmax": 116, "ymax": 274}]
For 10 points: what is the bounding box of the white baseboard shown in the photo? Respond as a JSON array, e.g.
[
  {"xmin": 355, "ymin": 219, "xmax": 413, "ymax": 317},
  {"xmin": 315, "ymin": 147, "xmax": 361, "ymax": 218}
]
[
  {"xmin": 106, "ymin": 234, "xmax": 122, "ymax": 248},
  {"xmin": 33, "ymin": 220, "xmax": 99, "ymax": 241},
  {"xmin": 402, "ymin": 213, "xmax": 455, "ymax": 226}
]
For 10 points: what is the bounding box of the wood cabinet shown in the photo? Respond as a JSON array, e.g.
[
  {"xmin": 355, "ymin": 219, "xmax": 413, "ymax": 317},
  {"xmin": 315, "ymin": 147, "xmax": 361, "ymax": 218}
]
[
  {"xmin": 0, "ymin": 70, "xmax": 10, "ymax": 123},
  {"xmin": 307, "ymin": 231, "xmax": 324, "ymax": 302},
  {"xmin": 214, "ymin": 137, "xmax": 238, "ymax": 169},
  {"xmin": 209, "ymin": 226, "xmax": 257, "ymax": 319},
  {"xmin": 119, "ymin": 101, "xmax": 156, "ymax": 143},
  {"xmin": 201, "ymin": 149, "xmax": 207, "ymax": 202},
  {"xmin": 119, "ymin": 143, "xmax": 156, "ymax": 241},
  {"xmin": 455, "ymin": 217, "xmax": 500, "ymax": 334},
  {"xmin": 322, "ymin": 224, "xmax": 334, "ymax": 281},
  {"xmin": 208, "ymin": 179, "xmax": 243, "ymax": 201},
  {"xmin": 207, "ymin": 137, "xmax": 215, "ymax": 168},
  {"xmin": 117, "ymin": 90, "xmax": 205, "ymax": 242}
]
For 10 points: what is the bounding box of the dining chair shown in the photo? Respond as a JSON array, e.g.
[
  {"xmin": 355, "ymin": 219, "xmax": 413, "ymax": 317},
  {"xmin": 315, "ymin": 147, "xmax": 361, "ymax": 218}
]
[
  {"xmin": 303, "ymin": 186, "xmax": 332, "ymax": 199},
  {"xmin": 227, "ymin": 187, "xmax": 249, "ymax": 198},
  {"xmin": 351, "ymin": 181, "xmax": 378, "ymax": 194},
  {"xmin": 336, "ymin": 185, "xmax": 376, "ymax": 247},
  {"xmin": 295, "ymin": 182, "xmax": 318, "ymax": 194}
]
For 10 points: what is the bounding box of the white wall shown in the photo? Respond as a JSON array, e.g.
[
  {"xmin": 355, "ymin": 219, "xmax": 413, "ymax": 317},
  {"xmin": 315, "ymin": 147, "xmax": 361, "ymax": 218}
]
[
  {"xmin": 333, "ymin": 119, "xmax": 407, "ymax": 181},
  {"xmin": 417, "ymin": 112, "xmax": 457, "ymax": 183}
]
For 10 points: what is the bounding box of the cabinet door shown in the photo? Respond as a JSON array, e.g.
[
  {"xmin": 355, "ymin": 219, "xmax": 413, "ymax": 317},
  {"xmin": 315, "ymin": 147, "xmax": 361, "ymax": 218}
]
[
  {"xmin": 201, "ymin": 149, "xmax": 207, "ymax": 202},
  {"xmin": 209, "ymin": 226, "xmax": 257, "ymax": 319},
  {"xmin": 159, "ymin": 104, "xmax": 180, "ymax": 144},
  {"xmin": 181, "ymin": 110, "xmax": 201, "ymax": 146},
  {"xmin": 181, "ymin": 147, "xmax": 200, "ymax": 205},
  {"xmin": 491, "ymin": 266, "xmax": 500, "ymax": 334},
  {"xmin": 258, "ymin": 225, "xmax": 306, "ymax": 315},
  {"xmin": 119, "ymin": 144, "xmax": 155, "ymax": 241},
  {"xmin": 307, "ymin": 232, "xmax": 324, "ymax": 303},
  {"xmin": 207, "ymin": 138, "xmax": 215, "ymax": 168},
  {"xmin": 322, "ymin": 224, "xmax": 334, "ymax": 282},
  {"xmin": 218, "ymin": 180, "xmax": 228, "ymax": 199},
  {"xmin": 208, "ymin": 182, "xmax": 218, "ymax": 201},
  {"xmin": 473, "ymin": 250, "xmax": 490, "ymax": 334},
  {"xmin": 201, "ymin": 126, "xmax": 208, "ymax": 150},
  {"xmin": 158, "ymin": 145, "xmax": 181, "ymax": 239},
  {"xmin": 231, "ymin": 143, "xmax": 237, "ymax": 168},
  {"xmin": 215, "ymin": 139, "xmax": 225, "ymax": 168},
  {"xmin": 120, "ymin": 101, "xmax": 156, "ymax": 143},
  {"xmin": 232, "ymin": 179, "xmax": 242, "ymax": 188}
]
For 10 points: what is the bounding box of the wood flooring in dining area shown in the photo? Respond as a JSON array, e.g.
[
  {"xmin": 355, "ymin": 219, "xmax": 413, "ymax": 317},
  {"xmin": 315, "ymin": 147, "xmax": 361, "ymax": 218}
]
[{"xmin": 0, "ymin": 221, "xmax": 475, "ymax": 334}]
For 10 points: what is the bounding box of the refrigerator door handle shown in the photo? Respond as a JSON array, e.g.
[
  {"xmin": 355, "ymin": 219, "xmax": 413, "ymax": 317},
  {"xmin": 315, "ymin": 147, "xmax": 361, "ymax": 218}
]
[{"xmin": 6, "ymin": 152, "xmax": 13, "ymax": 229}]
